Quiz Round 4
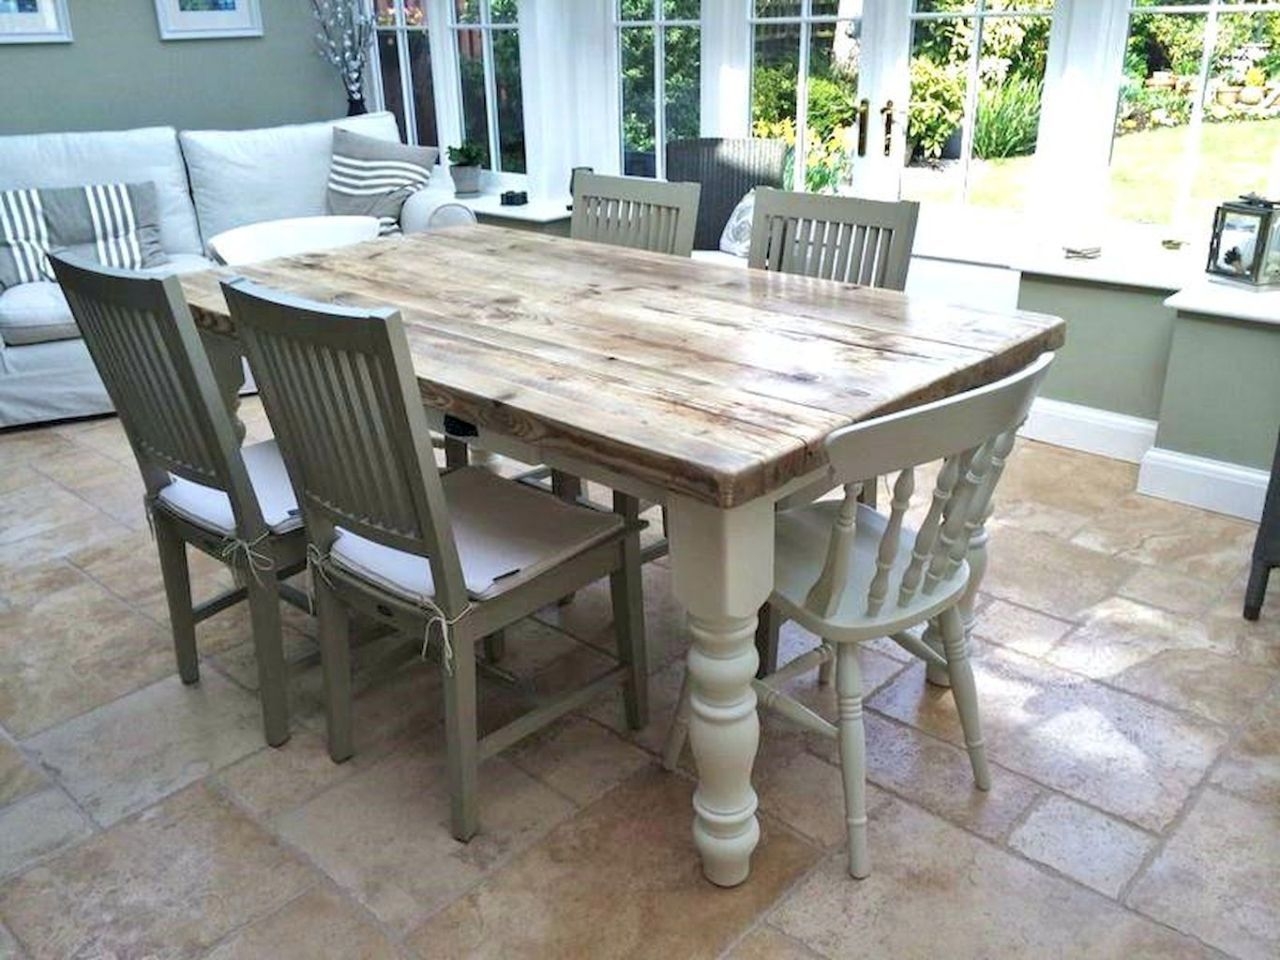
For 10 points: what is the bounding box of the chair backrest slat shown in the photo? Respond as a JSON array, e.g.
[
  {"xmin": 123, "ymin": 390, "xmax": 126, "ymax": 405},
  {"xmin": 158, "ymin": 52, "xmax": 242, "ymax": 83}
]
[
  {"xmin": 222, "ymin": 278, "xmax": 470, "ymax": 614},
  {"xmin": 571, "ymin": 173, "xmax": 701, "ymax": 258},
  {"xmin": 50, "ymin": 255, "xmax": 256, "ymax": 523},
  {"xmin": 747, "ymin": 188, "xmax": 920, "ymax": 291},
  {"xmin": 802, "ymin": 354, "xmax": 1054, "ymax": 618}
]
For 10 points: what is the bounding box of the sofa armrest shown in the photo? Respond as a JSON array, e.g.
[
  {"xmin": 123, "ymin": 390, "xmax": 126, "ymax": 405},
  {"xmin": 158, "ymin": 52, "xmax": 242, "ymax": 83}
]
[{"xmin": 400, "ymin": 188, "xmax": 440, "ymax": 234}]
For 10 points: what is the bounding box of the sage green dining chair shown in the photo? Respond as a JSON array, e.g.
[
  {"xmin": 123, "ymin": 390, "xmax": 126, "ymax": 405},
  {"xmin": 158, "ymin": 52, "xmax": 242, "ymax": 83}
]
[
  {"xmin": 221, "ymin": 277, "xmax": 648, "ymax": 842},
  {"xmin": 571, "ymin": 172, "xmax": 702, "ymax": 258},
  {"xmin": 662, "ymin": 353, "xmax": 1054, "ymax": 879},
  {"xmin": 50, "ymin": 255, "xmax": 309, "ymax": 748},
  {"xmin": 748, "ymin": 188, "xmax": 919, "ymax": 290}
]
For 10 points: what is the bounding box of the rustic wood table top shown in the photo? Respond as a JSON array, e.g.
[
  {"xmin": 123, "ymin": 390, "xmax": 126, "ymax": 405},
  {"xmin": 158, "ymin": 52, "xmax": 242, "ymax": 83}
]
[{"xmin": 181, "ymin": 224, "xmax": 1064, "ymax": 508}]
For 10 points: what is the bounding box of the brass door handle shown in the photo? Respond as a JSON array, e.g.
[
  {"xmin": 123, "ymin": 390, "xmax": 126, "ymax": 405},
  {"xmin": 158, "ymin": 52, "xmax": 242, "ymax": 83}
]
[
  {"xmin": 880, "ymin": 100, "xmax": 894, "ymax": 157},
  {"xmin": 857, "ymin": 99, "xmax": 869, "ymax": 157}
]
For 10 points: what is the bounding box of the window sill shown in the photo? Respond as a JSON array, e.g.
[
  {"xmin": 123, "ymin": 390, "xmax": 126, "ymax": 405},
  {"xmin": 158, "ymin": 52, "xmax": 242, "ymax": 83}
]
[
  {"xmin": 419, "ymin": 178, "xmax": 571, "ymax": 224},
  {"xmin": 1165, "ymin": 280, "xmax": 1280, "ymax": 328}
]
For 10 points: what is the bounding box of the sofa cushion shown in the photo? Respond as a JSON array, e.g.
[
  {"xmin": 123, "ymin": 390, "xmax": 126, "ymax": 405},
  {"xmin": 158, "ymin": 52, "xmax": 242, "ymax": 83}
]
[
  {"xmin": 0, "ymin": 183, "xmax": 168, "ymax": 291},
  {"xmin": 327, "ymin": 129, "xmax": 437, "ymax": 235},
  {"xmin": 0, "ymin": 282, "xmax": 76, "ymax": 346},
  {"xmin": 0, "ymin": 127, "xmax": 201, "ymax": 256},
  {"xmin": 181, "ymin": 112, "xmax": 401, "ymax": 247}
]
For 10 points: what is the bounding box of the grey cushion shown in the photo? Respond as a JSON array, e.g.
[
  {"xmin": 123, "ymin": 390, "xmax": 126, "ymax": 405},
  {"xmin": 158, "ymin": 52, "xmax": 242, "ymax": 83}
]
[
  {"xmin": 0, "ymin": 127, "xmax": 201, "ymax": 256},
  {"xmin": 181, "ymin": 112, "xmax": 402, "ymax": 246},
  {"xmin": 0, "ymin": 282, "xmax": 75, "ymax": 346},
  {"xmin": 327, "ymin": 129, "xmax": 437, "ymax": 235}
]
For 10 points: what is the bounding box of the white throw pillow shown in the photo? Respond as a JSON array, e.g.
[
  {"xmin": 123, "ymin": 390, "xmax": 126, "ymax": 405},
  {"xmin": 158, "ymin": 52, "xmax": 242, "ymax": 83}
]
[{"xmin": 719, "ymin": 189, "xmax": 756, "ymax": 258}]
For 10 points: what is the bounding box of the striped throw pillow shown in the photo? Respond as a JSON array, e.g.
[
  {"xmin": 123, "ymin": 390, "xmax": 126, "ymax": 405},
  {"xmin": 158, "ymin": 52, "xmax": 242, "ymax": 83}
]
[
  {"xmin": 0, "ymin": 182, "xmax": 167, "ymax": 291},
  {"xmin": 326, "ymin": 128, "xmax": 438, "ymax": 236}
]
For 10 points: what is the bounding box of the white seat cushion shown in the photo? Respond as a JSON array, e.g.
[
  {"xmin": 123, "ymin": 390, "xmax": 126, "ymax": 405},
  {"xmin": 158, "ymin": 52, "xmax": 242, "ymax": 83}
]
[
  {"xmin": 156, "ymin": 439, "xmax": 300, "ymax": 537},
  {"xmin": 330, "ymin": 467, "xmax": 622, "ymax": 603}
]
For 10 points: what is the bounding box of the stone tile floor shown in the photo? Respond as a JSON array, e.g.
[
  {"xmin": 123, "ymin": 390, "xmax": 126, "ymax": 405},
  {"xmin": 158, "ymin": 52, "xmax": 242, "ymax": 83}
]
[{"xmin": 0, "ymin": 402, "xmax": 1275, "ymax": 959}]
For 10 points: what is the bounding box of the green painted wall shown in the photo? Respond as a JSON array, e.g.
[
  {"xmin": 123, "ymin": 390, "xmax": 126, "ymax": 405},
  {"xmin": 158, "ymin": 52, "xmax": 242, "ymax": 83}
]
[
  {"xmin": 1155, "ymin": 313, "xmax": 1280, "ymax": 471},
  {"xmin": 0, "ymin": 1, "xmax": 345, "ymax": 135},
  {"xmin": 1017, "ymin": 275, "xmax": 1177, "ymax": 421}
]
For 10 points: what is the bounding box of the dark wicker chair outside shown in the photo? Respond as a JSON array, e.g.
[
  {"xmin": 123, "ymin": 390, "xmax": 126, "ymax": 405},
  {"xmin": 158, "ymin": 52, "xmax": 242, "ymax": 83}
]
[{"xmin": 666, "ymin": 137, "xmax": 788, "ymax": 251}]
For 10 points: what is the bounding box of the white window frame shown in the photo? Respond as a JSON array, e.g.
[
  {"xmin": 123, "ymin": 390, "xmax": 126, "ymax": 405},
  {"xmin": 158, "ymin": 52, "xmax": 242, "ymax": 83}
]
[
  {"xmin": 615, "ymin": 1, "xmax": 703, "ymax": 180},
  {"xmin": 448, "ymin": 0, "xmax": 524, "ymax": 174},
  {"xmin": 368, "ymin": 0, "xmax": 438, "ymax": 150}
]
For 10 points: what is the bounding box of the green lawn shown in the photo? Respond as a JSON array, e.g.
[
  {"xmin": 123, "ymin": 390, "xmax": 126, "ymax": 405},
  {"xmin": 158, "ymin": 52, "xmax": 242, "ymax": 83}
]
[{"xmin": 906, "ymin": 118, "xmax": 1280, "ymax": 225}]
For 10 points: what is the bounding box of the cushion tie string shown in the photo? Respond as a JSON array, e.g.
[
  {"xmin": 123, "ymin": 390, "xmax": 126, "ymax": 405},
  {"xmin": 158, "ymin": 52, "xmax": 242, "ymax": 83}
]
[
  {"xmin": 305, "ymin": 542, "xmax": 333, "ymax": 616},
  {"xmin": 219, "ymin": 531, "xmax": 274, "ymax": 586}
]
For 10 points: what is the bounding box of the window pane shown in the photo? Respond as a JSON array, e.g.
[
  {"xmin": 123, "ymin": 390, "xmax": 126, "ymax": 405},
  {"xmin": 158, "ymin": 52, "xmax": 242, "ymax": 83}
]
[
  {"xmin": 665, "ymin": 25, "xmax": 702, "ymax": 143},
  {"xmin": 492, "ymin": 28, "xmax": 526, "ymax": 172},
  {"xmin": 454, "ymin": 0, "xmax": 481, "ymax": 24},
  {"xmin": 621, "ymin": 25, "xmax": 657, "ymax": 175},
  {"xmin": 403, "ymin": 0, "xmax": 425, "ymax": 27},
  {"xmin": 902, "ymin": 17, "xmax": 973, "ymax": 205},
  {"xmin": 806, "ymin": 18, "xmax": 858, "ymax": 192},
  {"xmin": 664, "ymin": 0, "xmax": 700, "ymax": 20},
  {"xmin": 966, "ymin": 13, "xmax": 1050, "ymax": 209},
  {"xmin": 620, "ymin": 0, "xmax": 653, "ymax": 21},
  {"xmin": 754, "ymin": 1, "xmax": 802, "ymax": 19},
  {"xmin": 752, "ymin": 19, "xmax": 801, "ymax": 186},
  {"xmin": 490, "ymin": 0, "xmax": 518, "ymax": 24},
  {"xmin": 377, "ymin": 32, "xmax": 409, "ymax": 140},
  {"xmin": 375, "ymin": 0, "xmax": 396, "ymax": 27},
  {"xmin": 406, "ymin": 31, "xmax": 438, "ymax": 149},
  {"xmin": 456, "ymin": 28, "xmax": 492, "ymax": 165}
]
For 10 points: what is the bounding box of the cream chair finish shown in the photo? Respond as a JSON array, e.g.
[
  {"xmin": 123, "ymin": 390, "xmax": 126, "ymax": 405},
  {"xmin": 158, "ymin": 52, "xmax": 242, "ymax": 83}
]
[
  {"xmin": 207, "ymin": 215, "xmax": 380, "ymax": 266},
  {"xmin": 662, "ymin": 354, "xmax": 1054, "ymax": 879},
  {"xmin": 571, "ymin": 172, "xmax": 701, "ymax": 258},
  {"xmin": 50, "ymin": 255, "xmax": 308, "ymax": 747},
  {"xmin": 747, "ymin": 188, "xmax": 919, "ymax": 290},
  {"xmin": 425, "ymin": 202, "xmax": 478, "ymax": 230},
  {"xmin": 221, "ymin": 278, "xmax": 648, "ymax": 842}
]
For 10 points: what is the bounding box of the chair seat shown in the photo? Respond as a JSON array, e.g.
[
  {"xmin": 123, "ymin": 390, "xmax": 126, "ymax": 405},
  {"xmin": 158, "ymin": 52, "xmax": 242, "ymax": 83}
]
[
  {"xmin": 156, "ymin": 439, "xmax": 300, "ymax": 536},
  {"xmin": 771, "ymin": 500, "xmax": 969, "ymax": 640},
  {"xmin": 330, "ymin": 466, "xmax": 623, "ymax": 603}
]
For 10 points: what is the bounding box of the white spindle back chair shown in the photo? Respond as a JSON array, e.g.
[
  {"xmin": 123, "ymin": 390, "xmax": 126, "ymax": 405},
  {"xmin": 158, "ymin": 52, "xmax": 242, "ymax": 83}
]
[{"xmin": 663, "ymin": 353, "xmax": 1054, "ymax": 879}]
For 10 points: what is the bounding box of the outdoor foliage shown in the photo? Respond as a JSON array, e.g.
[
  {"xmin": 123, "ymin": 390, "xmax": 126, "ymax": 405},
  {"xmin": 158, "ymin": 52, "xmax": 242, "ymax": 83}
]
[
  {"xmin": 908, "ymin": 56, "xmax": 965, "ymax": 161},
  {"xmin": 973, "ymin": 76, "xmax": 1043, "ymax": 159}
]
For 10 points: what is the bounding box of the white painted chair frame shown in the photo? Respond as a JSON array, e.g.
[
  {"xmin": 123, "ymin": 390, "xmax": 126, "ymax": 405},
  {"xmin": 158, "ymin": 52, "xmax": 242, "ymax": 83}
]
[
  {"xmin": 207, "ymin": 215, "xmax": 381, "ymax": 266},
  {"xmin": 662, "ymin": 353, "xmax": 1054, "ymax": 879}
]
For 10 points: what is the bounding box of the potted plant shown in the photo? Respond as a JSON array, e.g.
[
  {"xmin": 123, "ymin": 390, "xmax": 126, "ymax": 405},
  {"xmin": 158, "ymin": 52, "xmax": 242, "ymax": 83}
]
[
  {"xmin": 1240, "ymin": 66, "xmax": 1268, "ymax": 106},
  {"xmin": 311, "ymin": 0, "xmax": 375, "ymax": 116},
  {"xmin": 448, "ymin": 142, "xmax": 486, "ymax": 197}
]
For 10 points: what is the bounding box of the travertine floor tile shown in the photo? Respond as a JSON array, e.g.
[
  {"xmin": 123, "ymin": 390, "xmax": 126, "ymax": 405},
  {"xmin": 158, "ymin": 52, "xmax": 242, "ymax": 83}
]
[
  {"xmin": 1071, "ymin": 493, "xmax": 1255, "ymax": 585},
  {"xmin": 770, "ymin": 799, "xmax": 1211, "ymax": 960},
  {"xmin": 0, "ymin": 511, "xmax": 131, "ymax": 570},
  {"xmin": 506, "ymin": 715, "xmax": 652, "ymax": 806},
  {"xmin": 0, "ymin": 742, "xmax": 44, "ymax": 808},
  {"xmin": 67, "ymin": 530, "xmax": 233, "ymax": 609},
  {"xmin": 1210, "ymin": 689, "xmax": 1280, "ymax": 805},
  {"xmin": 0, "ymin": 560, "xmax": 86, "ymax": 609},
  {"xmin": 0, "ymin": 579, "xmax": 177, "ymax": 737},
  {"xmin": 1008, "ymin": 794, "xmax": 1154, "ymax": 897},
  {"xmin": 214, "ymin": 730, "xmax": 373, "ymax": 822},
  {"xmin": 204, "ymin": 885, "xmax": 403, "ymax": 960},
  {"xmin": 0, "ymin": 919, "xmax": 21, "ymax": 959},
  {"xmin": 1001, "ymin": 441, "xmax": 1138, "ymax": 520},
  {"xmin": 404, "ymin": 768, "xmax": 820, "ymax": 960},
  {"xmin": 0, "ymin": 789, "xmax": 93, "ymax": 880},
  {"xmin": 0, "ymin": 785, "xmax": 315, "ymax": 960},
  {"xmin": 0, "ymin": 481, "xmax": 100, "ymax": 547},
  {"xmin": 723, "ymin": 925, "xmax": 823, "ymax": 959},
  {"xmin": 869, "ymin": 651, "xmax": 1225, "ymax": 830},
  {"xmin": 1047, "ymin": 597, "xmax": 1279, "ymax": 724},
  {"xmin": 1128, "ymin": 787, "xmax": 1279, "ymax": 960},
  {"xmin": 26, "ymin": 673, "xmax": 266, "ymax": 826},
  {"xmin": 972, "ymin": 598, "xmax": 1074, "ymax": 659},
  {"xmin": 1119, "ymin": 566, "xmax": 1226, "ymax": 617},
  {"xmin": 275, "ymin": 746, "xmax": 574, "ymax": 933},
  {"xmin": 982, "ymin": 524, "xmax": 1136, "ymax": 620},
  {"xmin": 0, "ymin": 430, "xmax": 77, "ymax": 468}
]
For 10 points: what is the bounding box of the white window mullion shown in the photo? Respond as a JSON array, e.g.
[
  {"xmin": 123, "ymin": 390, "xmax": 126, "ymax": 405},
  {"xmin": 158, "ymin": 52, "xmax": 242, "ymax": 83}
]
[
  {"xmin": 654, "ymin": 6, "xmax": 668, "ymax": 179},
  {"xmin": 480, "ymin": 24, "xmax": 503, "ymax": 169},
  {"xmin": 794, "ymin": 16, "xmax": 812, "ymax": 192}
]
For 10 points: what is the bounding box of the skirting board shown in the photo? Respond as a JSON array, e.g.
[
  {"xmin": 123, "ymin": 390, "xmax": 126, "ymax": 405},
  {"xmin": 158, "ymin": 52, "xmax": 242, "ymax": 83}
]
[
  {"xmin": 1021, "ymin": 397, "xmax": 1157, "ymax": 464},
  {"xmin": 1138, "ymin": 447, "xmax": 1269, "ymax": 522}
]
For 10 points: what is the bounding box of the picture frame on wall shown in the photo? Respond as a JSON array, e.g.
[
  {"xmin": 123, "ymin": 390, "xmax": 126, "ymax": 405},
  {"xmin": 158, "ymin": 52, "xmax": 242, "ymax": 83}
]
[
  {"xmin": 0, "ymin": 0, "xmax": 72, "ymax": 44},
  {"xmin": 154, "ymin": 0, "xmax": 262, "ymax": 41}
]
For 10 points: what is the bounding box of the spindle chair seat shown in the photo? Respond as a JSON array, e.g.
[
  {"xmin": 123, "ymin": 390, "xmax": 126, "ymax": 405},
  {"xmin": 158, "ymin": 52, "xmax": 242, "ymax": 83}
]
[
  {"xmin": 662, "ymin": 353, "xmax": 1054, "ymax": 879},
  {"xmin": 50, "ymin": 255, "xmax": 309, "ymax": 749},
  {"xmin": 221, "ymin": 278, "xmax": 649, "ymax": 843}
]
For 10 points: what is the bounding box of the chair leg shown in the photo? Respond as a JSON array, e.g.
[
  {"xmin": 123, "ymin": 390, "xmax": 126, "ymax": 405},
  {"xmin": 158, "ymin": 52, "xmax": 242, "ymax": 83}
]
[
  {"xmin": 444, "ymin": 632, "xmax": 480, "ymax": 842},
  {"xmin": 754, "ymin": 601, "xmax": 782, "ymax": 679},
  {"xmin": 1244, "ymin": 560, "xmax": 1270, "ymax": 621},
  {"xmin": 154, "ymin": 515, "xmax": 198, "ymax": 685},
  {"xmin": 940, "ymin": 605, "xmax": 990, "ymax": 790},
  {"xmin": 835, "ymin": 643, "xmax": 870, "ymax": 879},
  {"xmin": 923, "ymin": 617, "xmax": 950, "ymax": 688},
  {"xmin": 817, "ymin": 653, "xmax": 834, "ymax": 687},
  {"xmin": 611, "ymin": 533, "xmax": 649, "ymax": 730},
  {"xmin": 316, "ymin": 576, "xmax": 353, "ymax": 763},
  {"xmin": 483, "ymin": 629, "xmax": 506, "ymax": 663},
  {"xmin": 246, "ymin": 576, "xmax": 290, "ymax": 748},
  {"xmin": 660, "ymin": 669, "xmax": 692, "ymax": 772}
]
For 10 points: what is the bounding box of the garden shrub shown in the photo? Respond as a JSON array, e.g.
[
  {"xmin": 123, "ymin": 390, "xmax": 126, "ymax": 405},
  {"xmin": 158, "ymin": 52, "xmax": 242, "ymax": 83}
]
[
  {"xmin": 908, "ymin": 56, "xmax": 965, "ymax": 160},
  {"xmin": 973, "ymin": 76, "xmax": 1042, "ymax": 159}
]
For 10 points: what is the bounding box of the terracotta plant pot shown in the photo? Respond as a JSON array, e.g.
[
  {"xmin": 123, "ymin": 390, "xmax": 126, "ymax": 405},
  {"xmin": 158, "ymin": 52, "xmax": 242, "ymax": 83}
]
[
  {"xmin": 1239, "ymin": 86, "xmax": 1265, "ymax": 106},
  {"xmin": 1216, "ymin": 86, "xmax": 1241, "ymax": 107}
]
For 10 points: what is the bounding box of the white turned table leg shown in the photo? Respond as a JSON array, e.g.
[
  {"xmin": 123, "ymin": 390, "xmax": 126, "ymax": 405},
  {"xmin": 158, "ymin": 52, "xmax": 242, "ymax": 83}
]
[{"xmin": 667, "ymin": 495, "xmax": 774, "ymax": 887}]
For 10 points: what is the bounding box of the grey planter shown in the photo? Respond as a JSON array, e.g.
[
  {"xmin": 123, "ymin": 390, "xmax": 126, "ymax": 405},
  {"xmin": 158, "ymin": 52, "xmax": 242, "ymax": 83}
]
[{"xmin": 452, "ymin": 165, "xmax": 482, "ymax": 197}]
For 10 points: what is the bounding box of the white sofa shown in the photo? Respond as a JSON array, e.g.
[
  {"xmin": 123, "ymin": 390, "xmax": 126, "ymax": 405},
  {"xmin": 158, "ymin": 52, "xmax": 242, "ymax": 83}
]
[{"xmin": 0, "ymin": 112, "xmax": 434, "ymax": 428}]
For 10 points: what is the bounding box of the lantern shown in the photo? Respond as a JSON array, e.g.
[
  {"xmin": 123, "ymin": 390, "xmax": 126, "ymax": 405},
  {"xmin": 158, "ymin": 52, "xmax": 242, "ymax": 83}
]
[{"xmin": 1207, "ymin": 194, "xmax": 1280, "ymax": 287}]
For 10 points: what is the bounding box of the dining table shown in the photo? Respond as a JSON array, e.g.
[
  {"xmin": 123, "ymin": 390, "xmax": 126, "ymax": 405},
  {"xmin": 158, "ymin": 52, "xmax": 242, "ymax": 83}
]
[{"xmin": 179, "ymin": 223, "xmax": 1065, "ymax": 888}]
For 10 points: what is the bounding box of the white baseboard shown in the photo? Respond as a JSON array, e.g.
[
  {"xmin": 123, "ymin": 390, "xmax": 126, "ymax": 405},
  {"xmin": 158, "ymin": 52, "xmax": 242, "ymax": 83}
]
[
  {"xmin": 1138, "ymin": 447, "xmax": 1269, "ymax": 522},
  {"xmin": 1022, "ymin": 398, "xmax": 1157, "ymax": 464}
]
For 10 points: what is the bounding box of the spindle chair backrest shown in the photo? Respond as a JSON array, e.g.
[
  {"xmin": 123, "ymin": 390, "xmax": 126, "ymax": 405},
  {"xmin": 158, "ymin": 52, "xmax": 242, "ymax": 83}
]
[{"xmin": 571, "ymin": 172, "xmax": 701, "ymax": 258}]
